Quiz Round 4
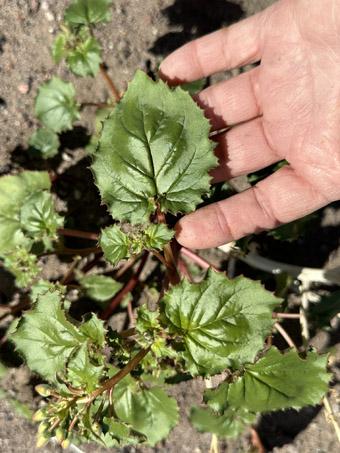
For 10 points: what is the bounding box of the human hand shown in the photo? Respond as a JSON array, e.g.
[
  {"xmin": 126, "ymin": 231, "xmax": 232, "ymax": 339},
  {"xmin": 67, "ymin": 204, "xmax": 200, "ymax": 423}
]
[{"xmin": 159, "ymin": 0, "xmax": 340, "ymax": 249}]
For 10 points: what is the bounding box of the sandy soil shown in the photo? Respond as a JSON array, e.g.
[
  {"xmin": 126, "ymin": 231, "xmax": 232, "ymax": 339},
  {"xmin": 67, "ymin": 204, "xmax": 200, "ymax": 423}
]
[{"xmin": 0, "ymin": 1, "xmax": 340, "ymax": 452}]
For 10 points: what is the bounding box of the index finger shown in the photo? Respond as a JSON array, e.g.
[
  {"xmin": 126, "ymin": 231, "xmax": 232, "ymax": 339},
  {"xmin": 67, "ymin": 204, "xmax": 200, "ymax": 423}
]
[{"xmin": 159, "ymin": 8, "xmax": 270, "ymax": 85}]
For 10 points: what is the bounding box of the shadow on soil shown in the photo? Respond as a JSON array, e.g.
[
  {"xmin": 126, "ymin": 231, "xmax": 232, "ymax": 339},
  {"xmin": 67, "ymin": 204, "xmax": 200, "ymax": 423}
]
[{"xmin": 150, "ymin": 0, "xmax": 244, "ymax": 54}]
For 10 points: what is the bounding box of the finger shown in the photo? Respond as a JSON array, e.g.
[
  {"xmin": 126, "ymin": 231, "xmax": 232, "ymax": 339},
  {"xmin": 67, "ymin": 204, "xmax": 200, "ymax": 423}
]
[
  {"xmin": 159, "ymin": 8, "xmax": 270, "ymax": 84},
  {"xmin": 211, "ymin": 117, "xmax": 281, "ymax": 182},
  {"xmin": 175, "ymin": 166, "xmax": 328, "ymax": 249},
  {"xmin": 194, "ymin": 66, "xmax": 261, "ymax": 130}
]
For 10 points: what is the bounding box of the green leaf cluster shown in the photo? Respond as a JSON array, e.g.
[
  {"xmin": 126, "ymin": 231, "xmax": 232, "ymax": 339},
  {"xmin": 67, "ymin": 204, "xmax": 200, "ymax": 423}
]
[
  {"xmin": 28, "ymin": 128, "xmax": 60, "ymax": 158},
  {"xmin": 100, "ymin": 223, "xmax": 174, "ymax": 265},
  {"xmin": 159, "ymin": 268, "xmax": 281, "ymax": 376},
  {"xmin": 92, "ymin": 70, "xmax": 217, "ymax": 224}
]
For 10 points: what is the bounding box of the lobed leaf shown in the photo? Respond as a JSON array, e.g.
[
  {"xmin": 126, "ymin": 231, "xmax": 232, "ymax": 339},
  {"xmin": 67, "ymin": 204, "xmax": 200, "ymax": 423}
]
[
  {"xmin": 64, "ymin": 0, "xmax": 112, "ymax": 27},
  {"xmin": 12, "ymin": 291, "xmax": 86, "ymax": 385},
  {"xmin": 28, "ymin": 128, "xmax": 60, "ymax": 158},
  {"xmin": 143, "ymin": 224, "xmax": 175, "ymax": 250},
  {"xmin": 3, "ymin": 247, "xmax": 40, "ymax": 288},
  {"xmin": 204, "ymin": 347, "xmax": 330, "ymax": 413},
  {"xmin": 159, "ymin": 268, "xmax": 281, "ymax": 376},
  {"xmin": 66, "ymin": 36, "xmax": 102, "ymax": 77},
  {"xmin": 91, "ymin": 70, "xmax": 217, "ymax": 224},
  {"xmin": 78, "ymin": 313, "xmax": 107, "ymax": 349},
  {"xmin": 35, "ymin": 77, "xmax": 80, "ymax": 133},
  {"xmin": 99, "ymin": 225, "xmax": 131, "ymax": 265}
]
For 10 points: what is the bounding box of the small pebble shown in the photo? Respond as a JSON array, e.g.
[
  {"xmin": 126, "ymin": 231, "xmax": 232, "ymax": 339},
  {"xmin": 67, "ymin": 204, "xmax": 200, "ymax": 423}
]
[
  {"xmin": 17, "ymin": 82, "xmax": 30, "ymax": 94},
  {"xmin": 45, "ymin": 11, "xmax": 54, "ymax": 21}
]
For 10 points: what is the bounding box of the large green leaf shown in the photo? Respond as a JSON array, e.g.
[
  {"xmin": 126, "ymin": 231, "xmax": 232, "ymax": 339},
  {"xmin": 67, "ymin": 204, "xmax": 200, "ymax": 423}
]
[
  {"xmin": 35, "ymin": 77, "xmax": 80, "ymax": 132},
  {"xmin": 28, "ymin": 128, "xmax": 60, "ymax": 158},
  {"xmin": 204, "ymin": 347, "xmax": 330, "ymax": 413},
  {"xmin": 67, "ymin": 36, "xmax": 102, "ymax": 77},
  {"xmin": 159, "ymin": 269, "xmax": 280, "ymax": 376},
  {"xmin": 20, "ymin": 190, "xmax": 64, "ymax": 241},
  {"xmin": 0, "ymin": 171, "xmax": 50, "ymax": 255},
  {"xmin": 79, "ymin": 274, "xmax": 123, "ymax": 302},
  {"xmin": 114, "ymin": 376, "xmax": 179, "ymax": 446},
  {"xmin": 64, "ymin": 0, "xmax": 112, "ymax": 27},
  {"xmin": 12, "ymin": 291, "xmax": 86, "ymax": 385},
  {"xmin": 91, "ymin": 70, "xmax": 217, "ymax": 225},
  {"xmin": 66, "ymin": 342, "xmax": 104, "ymax": 392}
]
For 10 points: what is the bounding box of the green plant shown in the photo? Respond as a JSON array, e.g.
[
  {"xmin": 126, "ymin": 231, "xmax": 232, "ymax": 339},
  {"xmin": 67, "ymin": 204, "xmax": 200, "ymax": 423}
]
[{"xmin": 0, "ymin": 0, "xmax": 335, "ymax": 450}]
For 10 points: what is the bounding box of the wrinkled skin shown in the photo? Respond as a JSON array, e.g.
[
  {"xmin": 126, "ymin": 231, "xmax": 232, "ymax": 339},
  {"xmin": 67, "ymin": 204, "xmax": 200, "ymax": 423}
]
[{"xmin": 159, "ymin": 0, "xmax": 340, "ymax": 249}]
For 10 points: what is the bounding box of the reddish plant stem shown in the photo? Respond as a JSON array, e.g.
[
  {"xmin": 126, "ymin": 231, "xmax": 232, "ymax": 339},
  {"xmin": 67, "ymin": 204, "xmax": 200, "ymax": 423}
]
[
  {"xmin": 274, "ymin": 322, "xmax": 297, "ymax": 349},
  {"xmin": 127, "ymin": 300, "xmax": 135, "ymax": 325},
  {"xmin": 99, "ymin": 65, "xmax": 121, "ymax": 103},
  {"xmin": 119, "ymin": 327, "xmax": 137, "ymax": 338},
  {"xmin": 275, "ymin": 313, "xmax": 301, "ymax": 319},
  {"xmin": 113, "ymin": 255, "xmax": 139, "ymax": 280},
  {"xmin": 57, "ymin": 228, "xmax": 99, "ymax": 241},
  {"xmin": 63, "ymin": 253, "xmax": 103, "ymax": 285},
  {"xmin": 178, "ymin": 256, "xmax": 193, "ymax": 283},
  {"xmin": 149, "ymin": 249, "xmax": 170, "ymax": 268},
  {"xmin": 0, "ymin": 298, "xmax": 30, "ymax": 322},
  {"xmin": 100, "ymin": 252, "xmax": 149, "ymax": 320},
  {"xmin": 251, "ymin": 427, "xmax": 266, "ymax": 453},
  {"xmin": 60, "ymin": 257, "xmax": 81, "ymax": 285},
  {"xmin": 180, "ymin": 247, "xmax": 221, "ymax": 273},
  {"xmin": 41, "ymin": 246, "xmax": 102, "ymax": 257}
]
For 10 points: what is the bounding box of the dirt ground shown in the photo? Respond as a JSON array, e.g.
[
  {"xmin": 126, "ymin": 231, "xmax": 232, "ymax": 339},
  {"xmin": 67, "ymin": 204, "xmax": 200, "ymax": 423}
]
[{"xmin": 1, "ymin": 0, "xmax": 340, "ymax": 452}]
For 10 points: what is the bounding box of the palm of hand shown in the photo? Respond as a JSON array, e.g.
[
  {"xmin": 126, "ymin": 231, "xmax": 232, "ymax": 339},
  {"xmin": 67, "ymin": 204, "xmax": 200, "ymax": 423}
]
[{"xmin": 160, "ymin": 0, "xmax": 340, "ymax": 248}]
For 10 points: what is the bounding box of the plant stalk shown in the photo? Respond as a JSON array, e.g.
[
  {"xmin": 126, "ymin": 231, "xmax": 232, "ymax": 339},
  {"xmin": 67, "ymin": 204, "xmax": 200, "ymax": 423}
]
[{"xmin": 99, "ymin": 65, "xmax": 120, "ymax": 103}]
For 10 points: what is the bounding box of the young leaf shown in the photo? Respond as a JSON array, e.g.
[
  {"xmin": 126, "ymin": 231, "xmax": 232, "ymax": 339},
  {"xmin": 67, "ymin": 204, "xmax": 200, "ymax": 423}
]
[
  {"xmin": 35, "ymin": 77, "xmax": 80, "ymax": 132},
  {"xmin": 100, "ymin": 417, "xmax": 143, "ymax": 447},
  {"xmin": 12, "ymin": 290, "xmax": 86, "ymax": 385},
  {"xmin": 189, "ymin": 406, "xmax": 247, "ymax": 438},
  {"xmin": 92, "ymin": 70, "xmax": 217, "ymax": 225},
  {"xmin": 204, "ymin": 347, "xmax": 330, "ymax": 413},
  {"xmin": 28, "ymin": 128, "xmax": 60, "ymax": 158},
  {"xmin": 20, "ymin": 190, "xmax": 64, "ymax": 241},
  {"xmin": 3, "ymin": 247, "xmax": 40, "ymax": 288},
  {"xmin": 135, "ymin": 304, "xmax": 161, "ymax": 336},
  {"xmin": 99, "ymin": 225, "xmax": 131, "ymax": 265},
  {"xmin": 159, "ymin": 268, "xmax": 281, "ymax": 376},
  {"xmin": 51, "ymin": 33, "xmax": 68, "ymax": 63},
  {"xmin": 114, "ymin": 377, "xmax": 179, "ymax": 446},
  {"xmin": 79, "ymin": 274, "xmax": 123, "ymax": 302},
  {"xmin": 180, "ymin": 78, "xmax": 205, "ymax": 95},
  {"xmin": 66, "ymin": 342, "xmax": 104, "ymax": 392},
  {"xmin": 143, "ymin": 224, "xmax": 175, "ymax": 250},
  {"xmin": 0, "ymin": 171, "xmax": 50, "ymax": 254},
  {"xmin": 78, "ymin": 313, "xmax": 107, "ymax": 349},
  {"xmin": 64, "ymin": 0, "xmax": 112, "ymax": 27},
  {"xmin": 66, "ymin": 36, "xmax": 102, "ymax": 77}
]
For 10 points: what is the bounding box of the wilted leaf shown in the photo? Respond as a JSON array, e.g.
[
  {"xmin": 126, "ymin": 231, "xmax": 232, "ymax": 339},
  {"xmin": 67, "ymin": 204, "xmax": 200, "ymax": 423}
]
[
  {"xmin": 92, "ymin": 70, "xmax": 217, "ymax": 224},
  {"xmin": 35, "ymin": 77, "xmax": 80, "ymax": 132},
  {"xmin": 28, "ymin": 128, "xmax": 60, "ymax": 158},
  {"xmin": 160, "ymin": 268, "xmax": 281, "ymax": 376}
]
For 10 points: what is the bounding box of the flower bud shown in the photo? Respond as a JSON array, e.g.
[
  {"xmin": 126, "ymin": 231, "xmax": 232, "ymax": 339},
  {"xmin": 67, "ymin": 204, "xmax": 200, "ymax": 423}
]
[
  {"xmin": 33, "ymin": 408, "xmax": 49, "ymax": 421},
  {"xmin": 61, "ymin": 434, "xmax": 72, "ymax": 449},
  {"xmin": 35, "ymin": 384, "xmax": 53, "ymax": 397},
  {"xmin": 37, "ymin": 421, "xmax": 50, "ymax": 434},
  {"xmin": 36, "ymin": 432, "xmax": 49, "ymax": 448}
]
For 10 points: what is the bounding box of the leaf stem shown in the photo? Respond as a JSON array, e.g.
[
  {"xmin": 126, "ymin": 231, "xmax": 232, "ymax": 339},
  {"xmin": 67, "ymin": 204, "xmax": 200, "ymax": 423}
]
[
  {"xmin": 99, "ymin": 65, "xmax": 120, "ymax": 103},
  {"xmin": 274, "ymin": 322, "xmax": 297, "ymax": 349},
  {"xmin": 119, "ymin": 327, "xmax": 137, "ymax": 338},
  {"xmin": 63, "ymin": 252, "xmax": 103, "ymax": 285},
  {"xmin": 274, "ymin": 313, "xmax": 301, "ymax": 319},
  {"xmin": 81, "ymin": 102, "xmax": 112, "ymax": 108},
  {"xmin": 100, "ymin": 252, "xmax": 149, "ymax": 320},
  {"xmin": 60, "ymin": 256, "xmax": 81, "ymax": 285},
  {"xmin": 178, "ymin": 257, "xmax": 193, "ymax": 282},
  {"xmin": 57, "ymin": 228, "xmax": 99, "ymax": 241},
  {"xmin": 149, "ymin": 249, "xmax": 170, "ymax": 268},
  {"xmin": 180, "ymin": 247, "xmax": 221, "ymax": 273}
]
